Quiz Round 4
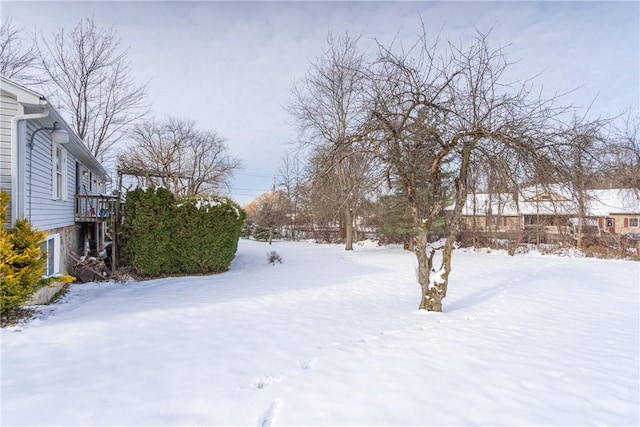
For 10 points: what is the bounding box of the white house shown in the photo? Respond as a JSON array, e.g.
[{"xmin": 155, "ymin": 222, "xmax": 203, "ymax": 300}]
[{"xmin": 1, "ymin": 76, "xmax": 113, "ymax": 277}]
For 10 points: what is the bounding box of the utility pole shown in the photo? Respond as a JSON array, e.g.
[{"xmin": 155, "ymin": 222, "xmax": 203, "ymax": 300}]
[{"xmin": 268, "ymin": 177, "xmax": 276, "ymax": 245}]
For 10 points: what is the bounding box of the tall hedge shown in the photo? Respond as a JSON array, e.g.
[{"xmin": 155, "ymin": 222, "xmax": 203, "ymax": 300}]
[
  {"xmin": 119, "ymin": 187, "xmax": 246, "ymax": 277},
  {"xmin": 119, "ymin": 187, "xmax": 176, "ymax": 277}
]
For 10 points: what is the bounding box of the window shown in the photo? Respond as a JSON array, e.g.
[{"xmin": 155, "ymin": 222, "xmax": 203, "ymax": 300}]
[
  {"xmin": 53, "ymin": 144, "xmax": 67, "ymax": 200},
  {"xmin": 630, "ymin": 218, "xmax": 639, "ymax": 228},
  {"xmin": 488, "ymin": 216, "xmax": 506, "ymax": 228},
  {"xmin": 40, "ymin": 234, "xmax": 61, "ymax": 277}
]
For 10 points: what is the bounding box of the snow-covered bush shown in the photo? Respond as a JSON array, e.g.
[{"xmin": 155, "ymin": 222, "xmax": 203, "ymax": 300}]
[{"xmin": 119, "ymin": 187, "xmax": 245, "ymax": 277}]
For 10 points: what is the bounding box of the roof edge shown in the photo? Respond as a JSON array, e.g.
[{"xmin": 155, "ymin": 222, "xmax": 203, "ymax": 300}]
[{"xmin": 0, "ymin": 76, "xmax": 46, "ymax": 106}]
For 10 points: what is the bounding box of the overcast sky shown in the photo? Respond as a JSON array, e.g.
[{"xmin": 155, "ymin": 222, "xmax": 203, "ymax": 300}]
[{"xmin": 4, "ymin": 1, "xmax": 639, "ymax": 206}]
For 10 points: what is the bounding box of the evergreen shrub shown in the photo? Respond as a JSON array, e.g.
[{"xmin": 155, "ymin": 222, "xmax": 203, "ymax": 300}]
[
  {"xmin": 252, "ymin": 224, "xmax": 281, "ymax": 242},
  {"xmin": 241, "ymin": 219, "xmax": 255, "ymax": 239},
  {"xmin": 119, "ymin": 187, "xmax": 176, "ymax": 277},
  {"xmin": 1, "ymin": 191, "xmax": 73, "ymax": 314},
  {"xmin": 119, "ymin": 187, "xmax": 246, "ymax": 277}
]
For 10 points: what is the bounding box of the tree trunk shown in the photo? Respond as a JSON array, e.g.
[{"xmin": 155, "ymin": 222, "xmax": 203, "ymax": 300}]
[
  {"xmin": 416, "ymin": 231, "xmax": 444, "ymax": 311},
  {"xmin": 576, "ymin": 191, "xmax": 585, "ymax": 250},
  {"xmin": 353, "ymin": 206, "xmax": 359, "ymax": 242},
  {"xmin": 406, "ymin": 233, "xmax": 415, "ymax": 251},
  {"xmin": 418, "ymin": 140, "xmax": 473, "ymax": 312},
  {"xmin": 345, "ymin": 207, "xmax": 353, "ymax": 250}
]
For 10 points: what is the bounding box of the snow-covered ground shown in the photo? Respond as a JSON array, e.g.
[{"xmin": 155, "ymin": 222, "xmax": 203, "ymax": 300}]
[{"xmin": 2, "ymin": 239, "xmax": 639, "ymax": 426}]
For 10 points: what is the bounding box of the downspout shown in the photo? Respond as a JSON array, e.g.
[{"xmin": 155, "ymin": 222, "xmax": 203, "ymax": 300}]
[{"xmin": 10, "ymin": 101, "xmax": 49, "ymax": 225}]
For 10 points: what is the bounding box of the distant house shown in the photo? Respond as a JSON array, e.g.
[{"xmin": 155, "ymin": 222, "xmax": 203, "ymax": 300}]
[
  {"xmin": 454, "ymin": 184, "xmax": 640, "ymax": 242},
  {"xmin": 1, "ymin": 76, "xmax": 115, "ymax": 277},
  {"xmin": 587, "ymin": 189, "xmax": 640, "ymax": 235}
]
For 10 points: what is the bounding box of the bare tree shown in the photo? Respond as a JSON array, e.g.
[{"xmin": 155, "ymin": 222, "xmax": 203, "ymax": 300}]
[
  {"xmin": 288, "ymin": 31, "xmax": 378, "ymax": 250},
  {"xmin": 302, "ymin": 149, "xmax": 346, "ymax": 241},
  {"xmin": 610, "ymin": 112, "xmax": 640, "ymax": 190},
  {"xmin": 118, "ymin": 117, "xmax": 240, "ymax": 197},
  {"xmin": 365, "ymin": 29, "xmax": 570, "ymax": 311},
  {"xmin": 365, "ymin": 34, "xmax": 458, "ymax": 311},
  {"xmin": 36, "ymin": 17, "xmax": 149, "ymax": 161},
  {"xmin": 290, "ymin": 25, "xmax": 605, "ymax": 311},
  {"xmin": 547, "ymin": 116, "xmax": 612, "ymax": 248},
  {"xmin": 278, "ymin": 150, "xmax": 304, "ymax": 240},
  {"xmin": 0, "ymin": 17, "xmax": 40, "ymax": 84}
]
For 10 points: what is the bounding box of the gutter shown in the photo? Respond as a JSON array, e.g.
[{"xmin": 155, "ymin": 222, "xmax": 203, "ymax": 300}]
[{"xmin": 10, "ymin": 101, "xmax": 49, "ymax": 226}]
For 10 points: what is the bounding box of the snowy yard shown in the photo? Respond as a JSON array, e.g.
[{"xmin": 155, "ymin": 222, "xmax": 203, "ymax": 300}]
[{"xmin": 1, "ymin": 239, "xmax": 638, "ymax": 426}]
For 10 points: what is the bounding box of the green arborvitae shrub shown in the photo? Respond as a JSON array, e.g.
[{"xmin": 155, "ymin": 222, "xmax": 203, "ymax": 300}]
[
  {"xmin": 1, "ymin": 191, "xmax": 47, "ymax": 313},
  {"xmin": 119, "ymin": 187, "xmax": 246, "ymax": 277},
  {"xmin": 173, "ymin": 198, "xmax": 246, "ymax": 273},
  {"xmin": 119, "ymin": 186, "xmax": 177, "ymax": 277}
]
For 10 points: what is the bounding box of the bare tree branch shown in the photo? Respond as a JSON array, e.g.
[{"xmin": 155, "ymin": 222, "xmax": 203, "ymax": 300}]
[
  {"xmin": 288, "ymin": 31, "xmax": 382, "ymax": 250},
  {"xmin": 118, "ymin": 117, "xmax": 241, "ymax": 198},
  {"xmin": 35, "ymin": 17, "xmax": 149, "ymax": 161},
  {"xmin": 0, "ymin": 17, "xmax": 40, "ymax": 84}
]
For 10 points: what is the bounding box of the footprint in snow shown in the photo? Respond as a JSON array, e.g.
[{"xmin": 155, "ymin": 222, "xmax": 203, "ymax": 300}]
[
  {"xmin": 380, "ymin": 329, "xmax": 402, "ymax": 337},
  {"xmin": 297, "ymin": 357, "xmax": 319, "ymax": 370},
  {"xmin": 358, "ymin": 330, "xmax": 404, "ymax": 344},
  {"xmin": 252, "ymin": 375, "xmax": 285, "ymax": 389},
  {"xmin": 519, "ymin": 380, "xmax": 535, "ymax": 391},
  {"xmin": 257, "ymin": 399, "xmax": 283, "ymax": 427},
  {"xmin": 543, "ymin": 370, "xmax": 565, "ymax": 379}
]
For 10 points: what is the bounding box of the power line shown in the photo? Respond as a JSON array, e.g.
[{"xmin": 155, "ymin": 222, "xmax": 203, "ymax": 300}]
[{"xmin": 234, "ymin": 172, "xmax": 276, "ymax": 178}]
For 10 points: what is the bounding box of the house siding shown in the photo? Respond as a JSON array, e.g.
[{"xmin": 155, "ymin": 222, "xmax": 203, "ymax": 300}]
[
  {"xmin": 609, "ymin": 214, "xmax": 640, "ymax": 235},
  {"xmin": 77, "ymin": 167, "xmax": 106, "ymax": 196},
  {"xmin": 461, "ymin": 216, "xmax": 521, "ymax": 232},
  {"xmin": 24, "ymin": 119, "xmax": 76, "ymax": 231},
  {"xmin": 0, "ymin": 91, "xmax": 18, "ymax": 224},
  {"xmin": 458, "ymin": 188, "xmax": 640, "ymax": 237}
]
